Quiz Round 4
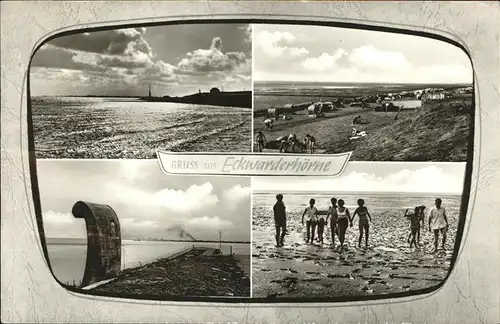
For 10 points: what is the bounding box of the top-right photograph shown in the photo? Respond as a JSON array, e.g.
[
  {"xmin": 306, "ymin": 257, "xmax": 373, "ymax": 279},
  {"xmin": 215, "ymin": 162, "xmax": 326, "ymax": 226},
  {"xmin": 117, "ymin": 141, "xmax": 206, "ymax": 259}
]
[{"xmin": 252, "ymin": 24, "xmax": 473, "ymax": 162}]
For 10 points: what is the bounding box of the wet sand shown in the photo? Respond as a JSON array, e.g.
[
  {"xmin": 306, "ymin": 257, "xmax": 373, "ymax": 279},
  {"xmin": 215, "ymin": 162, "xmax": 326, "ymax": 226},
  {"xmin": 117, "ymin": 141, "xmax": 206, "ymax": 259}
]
[{"xmin": 252, "ymin": 208, "xmax": 456, "ymax": 298}]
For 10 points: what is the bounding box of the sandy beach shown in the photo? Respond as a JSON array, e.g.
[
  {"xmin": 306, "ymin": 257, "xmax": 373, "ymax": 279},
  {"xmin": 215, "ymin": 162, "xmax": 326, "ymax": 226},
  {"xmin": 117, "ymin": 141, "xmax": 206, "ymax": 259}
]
[{"xmin": 252, "ymin": 193, "xmax": 459, "ymax": 298}]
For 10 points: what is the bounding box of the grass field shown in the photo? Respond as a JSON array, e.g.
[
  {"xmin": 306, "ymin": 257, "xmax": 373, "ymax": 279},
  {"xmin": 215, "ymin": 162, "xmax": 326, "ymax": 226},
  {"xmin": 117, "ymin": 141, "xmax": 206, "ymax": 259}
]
[{"xmin": 253, "ymin": 95, "xmax": 472, "ymax": 162}]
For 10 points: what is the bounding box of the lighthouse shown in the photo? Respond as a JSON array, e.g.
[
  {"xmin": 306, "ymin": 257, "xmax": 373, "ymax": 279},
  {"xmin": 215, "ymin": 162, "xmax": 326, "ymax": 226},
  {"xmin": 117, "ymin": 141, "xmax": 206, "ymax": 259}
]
[{"xmin": 148, "ymin": 85, "xmax": 152, "ymax": 98}]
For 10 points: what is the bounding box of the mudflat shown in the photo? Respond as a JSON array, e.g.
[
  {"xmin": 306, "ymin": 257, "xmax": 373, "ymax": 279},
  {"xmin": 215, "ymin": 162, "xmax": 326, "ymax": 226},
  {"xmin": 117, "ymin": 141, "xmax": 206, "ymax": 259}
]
[{"xmin": 252, "ymin": 208, "xmax": 456, "ymax": 298}]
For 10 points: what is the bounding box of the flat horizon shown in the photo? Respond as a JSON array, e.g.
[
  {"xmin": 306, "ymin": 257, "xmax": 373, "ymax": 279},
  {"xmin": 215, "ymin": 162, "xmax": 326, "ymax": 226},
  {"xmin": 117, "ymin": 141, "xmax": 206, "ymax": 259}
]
[
  {"xmin": 255, "ymin": 80, "xmax": 472, "ymax": 86},
  {"xmin": 252, "ymin": 191, "xmax": 462, "ymax": 197}
]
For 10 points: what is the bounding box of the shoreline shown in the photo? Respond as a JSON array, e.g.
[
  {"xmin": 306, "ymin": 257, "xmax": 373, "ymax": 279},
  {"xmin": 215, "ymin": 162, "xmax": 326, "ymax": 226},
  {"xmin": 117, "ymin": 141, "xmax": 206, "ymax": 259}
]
[
  {"xmin": 252, "ymin": 205, "xmax": 458, "ymax": 298},
  {"xmin": 88, "ymin": 248, "xmax": 251, "ymax": 297}
]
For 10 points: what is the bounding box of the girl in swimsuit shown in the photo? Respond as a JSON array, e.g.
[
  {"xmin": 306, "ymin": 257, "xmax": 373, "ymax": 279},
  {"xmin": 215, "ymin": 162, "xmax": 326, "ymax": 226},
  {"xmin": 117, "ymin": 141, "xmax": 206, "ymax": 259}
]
[
  {"xmin": 351, "ymin": 199, "xmax": 372, "ymax": 249},
  {"xmin": 336, "ymin": 199, "xmax": 351, "ymax": 253}
]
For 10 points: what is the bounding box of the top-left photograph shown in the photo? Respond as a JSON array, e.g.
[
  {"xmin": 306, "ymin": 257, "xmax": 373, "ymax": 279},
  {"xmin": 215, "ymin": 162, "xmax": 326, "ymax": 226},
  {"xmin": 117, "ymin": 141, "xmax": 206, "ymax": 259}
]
[{"xmin": 29, "ymin": 23, "xmax": 252, "ymax": 159}]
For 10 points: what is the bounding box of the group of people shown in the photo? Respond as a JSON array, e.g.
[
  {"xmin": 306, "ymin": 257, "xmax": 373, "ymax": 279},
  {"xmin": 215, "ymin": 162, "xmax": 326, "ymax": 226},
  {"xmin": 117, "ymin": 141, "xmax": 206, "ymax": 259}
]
[
  {"xmin": 272, "ymin": 195, "xmax": 450, "ymax": 254},
  {"xmin": 255, "ymin": 131, "xmax": 316, "ymax": 154}
]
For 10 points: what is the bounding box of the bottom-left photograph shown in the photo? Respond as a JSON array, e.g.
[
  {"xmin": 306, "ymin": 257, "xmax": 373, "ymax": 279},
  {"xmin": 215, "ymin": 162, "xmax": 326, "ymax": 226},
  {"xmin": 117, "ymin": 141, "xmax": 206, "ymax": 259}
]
[{"xmin": 35, "ymin": 159, "xmax": 251, "ymax": 298}]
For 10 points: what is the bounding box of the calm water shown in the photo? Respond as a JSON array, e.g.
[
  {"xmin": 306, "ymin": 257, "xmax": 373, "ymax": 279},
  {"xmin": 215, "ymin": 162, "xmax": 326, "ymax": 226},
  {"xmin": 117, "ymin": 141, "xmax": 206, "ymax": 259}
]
[
  {"xmin": 253, "ymin": 193, "xmax": 461, "ymax": 213},
  {"xmin": 47, "ymin": 240, "xmax": 250, "ymax": 286},
  {"xmin": 32, "ymin": 96, "xmax": 252, "ymax": 159}
]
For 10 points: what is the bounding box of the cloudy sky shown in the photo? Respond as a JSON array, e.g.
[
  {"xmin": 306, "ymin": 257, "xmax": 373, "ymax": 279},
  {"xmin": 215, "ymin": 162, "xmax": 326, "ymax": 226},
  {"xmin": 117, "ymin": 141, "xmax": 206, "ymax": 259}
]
[
  {"xmin": 253, "ymin": 24, "xmax": 473, "ymax": 84},
  {"xmin": 30, "ymin": 24, "xmax": 251, "ymax": 97},
  {"xmin": 253, "ymin": 162, "xmax": 466, "ymax": 195},
  {"xmin": 36, "ymin": 160, "xmax": 251, "ymax": 241}
]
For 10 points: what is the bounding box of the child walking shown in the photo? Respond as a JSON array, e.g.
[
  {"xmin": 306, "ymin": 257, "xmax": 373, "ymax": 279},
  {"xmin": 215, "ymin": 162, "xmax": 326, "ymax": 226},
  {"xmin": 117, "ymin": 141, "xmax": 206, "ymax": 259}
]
[{"xmin": 351, "ymin": 199, "xmax": 372, "ymax": 249}]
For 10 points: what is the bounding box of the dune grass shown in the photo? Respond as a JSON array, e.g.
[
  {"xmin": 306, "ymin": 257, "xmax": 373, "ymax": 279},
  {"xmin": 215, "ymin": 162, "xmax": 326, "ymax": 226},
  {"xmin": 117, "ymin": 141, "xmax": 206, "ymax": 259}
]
[{"xmin": 254, "ymin": 95, "xmax": 472, "ymax": 162}]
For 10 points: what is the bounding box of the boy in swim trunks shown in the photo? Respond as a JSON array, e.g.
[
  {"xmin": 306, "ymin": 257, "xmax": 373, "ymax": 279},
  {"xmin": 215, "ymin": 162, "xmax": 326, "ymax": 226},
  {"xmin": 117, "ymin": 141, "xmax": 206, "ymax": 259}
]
[
  {"xmin": 351, "ymin": 199, "xmax": 372, "ymax": 249},
  {"xmin": 301, "ymin": 198, "xmax": 319, "ymax": 244},
  {"xmin": 273, "ymin": 194, "xmax": 287, "ymax": 247},
  {"xmin": 428, "ymin": 198, "xmax": 449, "ymax": 253}
]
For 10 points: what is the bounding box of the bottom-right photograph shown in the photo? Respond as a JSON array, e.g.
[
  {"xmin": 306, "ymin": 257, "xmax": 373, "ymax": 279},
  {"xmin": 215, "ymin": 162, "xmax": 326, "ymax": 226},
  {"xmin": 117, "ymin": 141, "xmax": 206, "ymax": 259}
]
[{"xmin": 251, "ymin": 162, "xmax": 467, "ymax": 299}]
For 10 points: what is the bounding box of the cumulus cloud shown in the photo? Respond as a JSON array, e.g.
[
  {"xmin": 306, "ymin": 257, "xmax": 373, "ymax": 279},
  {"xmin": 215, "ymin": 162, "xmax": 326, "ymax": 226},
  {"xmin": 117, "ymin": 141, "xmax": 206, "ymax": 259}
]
[
  {"xmin": 43, "ymin": 211, "xmax": 87, "ymax": 238},
  {"xmin": 255, "ymin": 30, "xmax": 309, "ymax": 57},
  {"xmin": 302, "ymin": 49, "xmax": 347, "ymax": 71},
  {"xmin": 221, "ymin": 184, "xmax": 251, "ymax": 212},
  {"xmin": 253, "ymin": 24, "xmax": 473, "ymax": 83},
  {"xmin": 184, "ymin": 216, "xmax": 233, "ymax": 231},
  {"xmin": 253, "ymin": 165, "xmax": 465, "ymax": 195},
  {"xmin": 176, "ymin": 37, "xmax": 248, "ymax": 74},
  {"xmin": 37, "ymin": 160, "xmax": 251, "ymax": 241}
]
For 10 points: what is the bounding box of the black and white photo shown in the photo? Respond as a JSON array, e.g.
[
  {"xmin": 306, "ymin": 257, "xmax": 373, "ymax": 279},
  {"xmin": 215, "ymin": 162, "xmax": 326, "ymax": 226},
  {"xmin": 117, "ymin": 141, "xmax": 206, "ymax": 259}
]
[
  {"xmin": 37, "ymin": 159, "xmax": 251, "ymax": 297},
  {"xmin": 251, "ymin": 162, "xmax": 465, "ymax": 298},
  {"xmin": 30, "ymin": 24, "xmax": 253, "ymax": 158},
  {"xmin": 252, "ymin": 24, "xmax": 473, "ymax": 162}
]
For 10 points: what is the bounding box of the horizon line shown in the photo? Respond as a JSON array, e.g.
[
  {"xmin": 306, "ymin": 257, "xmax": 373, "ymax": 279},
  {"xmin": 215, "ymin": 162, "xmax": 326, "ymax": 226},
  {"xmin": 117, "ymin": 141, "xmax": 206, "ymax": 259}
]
[
  {"xmin": 254, "ymin": 80, "xmax": 472, "ymax": 85},
  {"xmin": 252, "ymin": 190, "xmax": 462, "ymax": 196}
]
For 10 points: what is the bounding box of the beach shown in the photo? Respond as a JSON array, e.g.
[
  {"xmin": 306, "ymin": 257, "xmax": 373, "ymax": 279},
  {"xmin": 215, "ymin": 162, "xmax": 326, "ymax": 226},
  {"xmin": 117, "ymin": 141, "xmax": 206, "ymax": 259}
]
[
  {"xmin": 252, "ymin": 193, "xmax": 460, "ymax": 298},
  {"xmin": 253, "ymin": 82, "xmax": 472, "ymax": 162},
  {"xmin": 32, "ymin": 96, "xmax": 252, "ymax": 159}
]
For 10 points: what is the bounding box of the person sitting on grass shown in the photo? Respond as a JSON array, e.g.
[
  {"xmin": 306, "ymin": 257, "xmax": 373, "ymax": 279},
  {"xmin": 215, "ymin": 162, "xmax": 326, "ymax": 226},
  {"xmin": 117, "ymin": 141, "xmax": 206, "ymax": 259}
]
[
  {"xmin": 255, "ymin": 131, "xmax": 266, "ymax": 152},
  {"xmin": 301, "ymin": 198, "xmax": 319, "ymax": 245},
  {"xmin": 428, "ymin": 198, "xmax": 449, "ymax": 253},
  {"xmin": 273, "ymin": 194, "xmax": 287, "ymax": 247},
  {"xmin": 304, "ymin": 134, "xmax": 316, "ymax": 154},
  {"xmin": 351, "ymin": 199, "xmax": 372, "ymax": 249},
  {"xmin": 352, "ymin": 116, "xmax": 362, "ymax": 125},
  {"xmin": 277, "ymin": 136, "xmax": 288, "ymax": 153},
  {"xmin": 287, "ymin": 133, "xmax": 298, "ymax": 153},
  {"xmin": 264, "ymin": 118, "xmax": 274, "ymax": 130},
  {"xmin": 404, "ymin": 206, "xmax": 423, "ymax": 248}
]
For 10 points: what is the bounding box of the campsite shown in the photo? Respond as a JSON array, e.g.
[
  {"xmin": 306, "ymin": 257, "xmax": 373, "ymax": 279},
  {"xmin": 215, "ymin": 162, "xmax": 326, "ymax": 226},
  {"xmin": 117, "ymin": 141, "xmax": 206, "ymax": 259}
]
[{"xmin": 253, "ymin": 85, "xmax": 473, "ymax": 162}]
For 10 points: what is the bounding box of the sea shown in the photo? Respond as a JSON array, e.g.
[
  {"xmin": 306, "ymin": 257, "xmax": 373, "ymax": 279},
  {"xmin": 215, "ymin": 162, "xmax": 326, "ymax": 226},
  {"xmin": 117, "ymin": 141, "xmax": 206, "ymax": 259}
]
[
  {"xmin": 31, "ymin": 96, "xmax": 252, "ymax": 159},
  {"xmin": 47, "ymin": 239, "xmax": 250, "ymax": 286},
  {"xmin": 254, "ymin": 81, "xmax": 469, "ymax": 93},
  {"xmin": 253, "ymin": 192, "xmax": 462, "ymax": 213}
]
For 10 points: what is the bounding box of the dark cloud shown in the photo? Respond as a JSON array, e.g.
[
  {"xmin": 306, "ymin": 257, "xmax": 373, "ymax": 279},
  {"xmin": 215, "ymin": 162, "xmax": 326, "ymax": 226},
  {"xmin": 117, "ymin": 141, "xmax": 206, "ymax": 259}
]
[
  {"xmin": 31, "ymin": 45, "xmax": 106, "ymax": 72},
  {"xmin": 48, "ymin": 28, "xmax": 151, "ymax": 57}
]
